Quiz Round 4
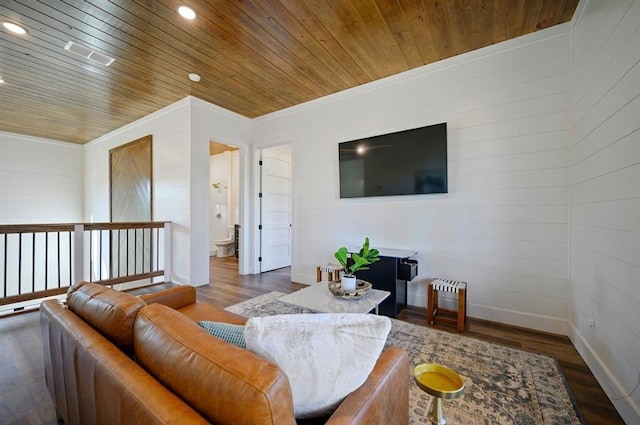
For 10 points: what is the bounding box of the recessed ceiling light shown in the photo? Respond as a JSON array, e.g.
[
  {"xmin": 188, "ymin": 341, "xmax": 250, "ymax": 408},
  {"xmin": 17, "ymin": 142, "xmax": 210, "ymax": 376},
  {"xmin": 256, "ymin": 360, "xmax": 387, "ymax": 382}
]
[
  {"xmin": 189, "ymin": 73, "xmax": 201, "ymax": 82},
  {"xmin": 2, "ymin": 21, "xmax": 28, "ymax": 35},
  {"xmin": 0, "ymin": 77, "xmax": 5, "ymax": 84},
  {"xmin": 177, "ymin": 6, "xmax": 196, "ymax": 20}
]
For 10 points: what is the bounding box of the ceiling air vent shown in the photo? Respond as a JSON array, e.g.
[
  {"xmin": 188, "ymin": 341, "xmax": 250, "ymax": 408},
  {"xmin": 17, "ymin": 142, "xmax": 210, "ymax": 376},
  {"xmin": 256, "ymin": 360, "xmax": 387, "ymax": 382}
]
[{"xmin": 64, "ymin": 41, "xmax": 115, "ymax": 66}]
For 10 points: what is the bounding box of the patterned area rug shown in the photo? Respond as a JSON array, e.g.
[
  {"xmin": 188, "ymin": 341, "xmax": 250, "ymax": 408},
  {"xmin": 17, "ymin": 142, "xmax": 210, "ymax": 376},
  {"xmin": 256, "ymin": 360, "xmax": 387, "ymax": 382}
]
[{"xmin": 226, "ymin": 292, "xmax": 584, "ymax": 425}]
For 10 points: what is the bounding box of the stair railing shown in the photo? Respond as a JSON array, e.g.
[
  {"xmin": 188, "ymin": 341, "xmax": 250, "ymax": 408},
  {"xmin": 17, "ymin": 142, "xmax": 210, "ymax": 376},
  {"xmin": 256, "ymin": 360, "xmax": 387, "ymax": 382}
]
[{"xmin": 0, "ymin": 221, "xmax": 171, "ymax": 312}]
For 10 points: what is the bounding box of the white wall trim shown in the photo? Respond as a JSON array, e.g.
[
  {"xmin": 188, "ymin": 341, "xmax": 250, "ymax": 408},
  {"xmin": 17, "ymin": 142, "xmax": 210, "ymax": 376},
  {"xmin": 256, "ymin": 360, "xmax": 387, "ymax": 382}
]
[
  {"xmin": 409, "ymin": 294, "xmax": 570, "ymax": 335},
  {"xmin": 468, "ymin": 302, "xmax": 569, "ymax": 335},
  {"xmin": 294, "ymin": 271, "xmax": 569, "ymax": 335},
  {"xmin": 569, "ymin": 323, "xmax": 640, "ymax": 421},
  {"xmin": 0, "ymin": 131, "xmax": 83, "ymax": 149}
]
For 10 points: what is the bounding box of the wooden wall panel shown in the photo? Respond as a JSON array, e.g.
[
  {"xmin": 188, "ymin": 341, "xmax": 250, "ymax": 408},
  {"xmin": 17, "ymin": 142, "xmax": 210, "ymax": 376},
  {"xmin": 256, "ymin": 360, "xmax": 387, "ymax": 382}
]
[
  {"xmin": 110, "ymin": 135, "xmax": 152, "ymax": 222},
  {"xmin": 109, "ymin": 135, "xmax": 152, "ymax": 280}
]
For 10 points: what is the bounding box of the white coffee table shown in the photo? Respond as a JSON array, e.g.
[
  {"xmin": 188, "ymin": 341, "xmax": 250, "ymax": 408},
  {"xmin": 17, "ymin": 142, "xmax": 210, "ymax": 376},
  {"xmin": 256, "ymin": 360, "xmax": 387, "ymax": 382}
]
[{"xmin": 278, "ymin": 282, "xmax": 390, "ymax": 315}]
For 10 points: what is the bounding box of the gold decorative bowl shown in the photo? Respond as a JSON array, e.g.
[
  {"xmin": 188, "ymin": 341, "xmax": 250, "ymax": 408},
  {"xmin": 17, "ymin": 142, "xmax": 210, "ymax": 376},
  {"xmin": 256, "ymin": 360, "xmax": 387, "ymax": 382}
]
[
  {"xmin": 414, "ymin": 363, "xmax": 464, "ymax": 399},
  {"xmin": 327, "ymin": 279, "xmax": 372, "ymax": 299}
]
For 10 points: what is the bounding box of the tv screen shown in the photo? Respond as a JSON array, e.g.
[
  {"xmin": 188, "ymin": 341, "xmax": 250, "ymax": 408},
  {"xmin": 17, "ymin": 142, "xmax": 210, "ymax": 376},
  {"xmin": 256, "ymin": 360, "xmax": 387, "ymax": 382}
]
[{"xmin": 339, "ymin": 123, "xmax": 448, "ymax": 198}]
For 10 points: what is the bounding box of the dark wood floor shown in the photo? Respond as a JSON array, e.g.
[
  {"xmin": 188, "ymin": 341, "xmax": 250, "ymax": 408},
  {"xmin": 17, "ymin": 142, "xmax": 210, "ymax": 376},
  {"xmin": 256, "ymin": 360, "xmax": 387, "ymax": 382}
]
[{"xmin": 0, "ymin": 256, "xmax": 625, "ymax": 424}]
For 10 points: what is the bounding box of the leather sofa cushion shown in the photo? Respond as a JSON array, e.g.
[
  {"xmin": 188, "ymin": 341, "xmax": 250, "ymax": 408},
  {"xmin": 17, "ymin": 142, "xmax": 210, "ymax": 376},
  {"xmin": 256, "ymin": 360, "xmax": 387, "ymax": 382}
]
[
  {"xmin": 67, "ymin": 281, "xmax": 146, "ymax": 347},
  {"xmin": 134, "ymin": 303, "xmax": 297, "ymax": 425}
]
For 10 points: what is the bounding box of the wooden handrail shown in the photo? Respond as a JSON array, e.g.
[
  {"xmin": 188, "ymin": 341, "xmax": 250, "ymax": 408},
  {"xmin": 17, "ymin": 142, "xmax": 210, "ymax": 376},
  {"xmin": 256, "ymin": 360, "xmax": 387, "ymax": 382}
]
[
  {"xmin": 0, "ymin": 288, "xmax": 69, "ymax": 307},
  {"xmin": 85, "ymin": 222, "xmax": 167, "ymax": 231},
  {"xmin": 0, "ymin": 222, "xmax": 167, "ymax": 234},
  {"xmin": 93, "ymin": 271, "xmax": 165, "ymax": 287},
  {"xmin": 0, "ymin": 224, "xmax": 75, "ymax": 234}
]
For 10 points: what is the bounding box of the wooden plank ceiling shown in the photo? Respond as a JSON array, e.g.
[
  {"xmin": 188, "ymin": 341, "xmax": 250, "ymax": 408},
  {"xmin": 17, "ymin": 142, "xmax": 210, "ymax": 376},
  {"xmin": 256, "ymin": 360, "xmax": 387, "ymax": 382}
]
[{"xmin": 0, "ymin": 0, "xmax": 578, "ymax": 144}]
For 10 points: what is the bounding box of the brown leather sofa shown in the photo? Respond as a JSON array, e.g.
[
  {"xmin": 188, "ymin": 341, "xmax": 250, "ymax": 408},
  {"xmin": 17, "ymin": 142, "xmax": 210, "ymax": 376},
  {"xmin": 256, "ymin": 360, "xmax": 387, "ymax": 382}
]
[{"xmin": 40, "ymin": 282, "xmax": 409, "ymax": 425}]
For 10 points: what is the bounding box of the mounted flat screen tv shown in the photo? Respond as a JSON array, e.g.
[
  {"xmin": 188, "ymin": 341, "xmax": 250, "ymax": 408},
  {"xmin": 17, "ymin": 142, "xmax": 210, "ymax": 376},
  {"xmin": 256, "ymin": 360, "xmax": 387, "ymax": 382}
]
[{"xmin": 339, "ymin": 122, "xmax": 448, "ymax": 198}]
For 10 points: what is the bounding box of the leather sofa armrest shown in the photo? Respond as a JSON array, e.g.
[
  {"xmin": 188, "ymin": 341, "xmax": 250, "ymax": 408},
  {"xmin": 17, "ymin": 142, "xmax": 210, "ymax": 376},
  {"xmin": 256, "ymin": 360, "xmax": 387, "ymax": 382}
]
[
  {"xmin": 324, "ymin": 346, "xmax": 409, "ymax": 425},
  {"xmin": 139, "ymin": 285, "xmax": 197, "ymax": 309}
]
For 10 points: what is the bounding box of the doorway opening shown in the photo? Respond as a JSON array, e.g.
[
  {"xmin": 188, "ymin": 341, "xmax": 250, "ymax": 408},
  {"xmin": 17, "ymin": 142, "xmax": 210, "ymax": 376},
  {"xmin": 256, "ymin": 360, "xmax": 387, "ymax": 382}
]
[{"xmin": 209, "ymin": 141, "xmax": 240, "ymax": 274}]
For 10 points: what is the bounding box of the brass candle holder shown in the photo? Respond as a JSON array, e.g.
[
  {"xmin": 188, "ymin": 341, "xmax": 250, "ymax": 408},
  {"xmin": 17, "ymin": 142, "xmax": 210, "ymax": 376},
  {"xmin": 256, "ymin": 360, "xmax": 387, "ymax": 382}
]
[{"xmin": 414, "ymin": 363, "xmax": 464, "ymax": 425}]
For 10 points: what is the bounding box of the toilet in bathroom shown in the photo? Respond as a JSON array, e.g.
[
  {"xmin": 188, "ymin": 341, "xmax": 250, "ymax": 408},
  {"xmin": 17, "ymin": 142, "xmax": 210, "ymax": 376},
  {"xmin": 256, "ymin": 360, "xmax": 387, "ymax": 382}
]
[
  {"xmin": 214, "ymin": 238, "xmax": 234, "ymax": 257},
  {"xmin": 214, "ymin": 226, "xmax": 235, "ymax": 257}
]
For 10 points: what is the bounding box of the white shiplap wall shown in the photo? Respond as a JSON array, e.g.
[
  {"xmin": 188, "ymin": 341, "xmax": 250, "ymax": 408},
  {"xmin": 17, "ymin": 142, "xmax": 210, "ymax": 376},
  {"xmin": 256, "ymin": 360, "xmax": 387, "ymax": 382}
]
[
  {"xmin": 0, "ymin": 131, "xmax": 83, "ymax": 223},
  {"xmin": 253, "ymin": 25, "xmax": 572, "ymax": 334},
  {"xmin": 84, "ymin": 97, "xmax": 252, "ymax": 285},
  {"xmin": 569, "ymin": 0, "xmax": 640, "ymax": 422},
  {"xmin": 84, "ymin": 99, "xmax": 193, "ymax": 284},
  {"xmin": 189, "ymin": 97, "xmax": 253, "ymax": 280}
]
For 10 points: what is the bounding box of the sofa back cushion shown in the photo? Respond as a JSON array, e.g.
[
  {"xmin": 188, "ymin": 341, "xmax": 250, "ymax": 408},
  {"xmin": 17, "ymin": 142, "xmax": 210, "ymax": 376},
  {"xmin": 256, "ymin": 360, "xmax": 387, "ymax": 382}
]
[
  {"xmin": 134, "ymin": 303, "xmax": 296, "ymax": 425},
  {"xmin": 67, "ymin": 281, "xmax": 146, "ymax": 347}
]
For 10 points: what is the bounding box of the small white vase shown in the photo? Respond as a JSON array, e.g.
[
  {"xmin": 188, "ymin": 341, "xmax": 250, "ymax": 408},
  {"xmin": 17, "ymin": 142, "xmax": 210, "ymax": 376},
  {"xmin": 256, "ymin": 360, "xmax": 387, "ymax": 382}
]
[{"xmin": 341, "ymin": 275, "xmax": 357, "ymax": 291}]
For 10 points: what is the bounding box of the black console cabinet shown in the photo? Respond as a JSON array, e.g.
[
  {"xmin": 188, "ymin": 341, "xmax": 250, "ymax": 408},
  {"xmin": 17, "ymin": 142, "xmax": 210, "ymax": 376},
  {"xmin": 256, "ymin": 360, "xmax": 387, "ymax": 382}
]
[{"xmin": 353, "ymin": 249, "xmax": 418, "ymax": 318}]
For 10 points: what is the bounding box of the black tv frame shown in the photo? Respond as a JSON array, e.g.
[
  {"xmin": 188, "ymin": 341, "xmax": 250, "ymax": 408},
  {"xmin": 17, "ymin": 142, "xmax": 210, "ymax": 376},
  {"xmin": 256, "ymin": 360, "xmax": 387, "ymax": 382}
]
[{"xmin": 338, "ymin": 122, "xmax": 448, "ymax": 198}]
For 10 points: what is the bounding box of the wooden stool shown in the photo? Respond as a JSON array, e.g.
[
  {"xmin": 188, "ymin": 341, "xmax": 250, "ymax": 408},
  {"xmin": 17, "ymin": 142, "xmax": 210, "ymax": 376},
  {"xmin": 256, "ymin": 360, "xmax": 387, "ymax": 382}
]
[
  {"xmin": 427, "ymin": 279, "xmax": 467, "ymax": 332},
  {"xmin": 316, "ymin": 264, "xmax": 343, "ymax": 283}
]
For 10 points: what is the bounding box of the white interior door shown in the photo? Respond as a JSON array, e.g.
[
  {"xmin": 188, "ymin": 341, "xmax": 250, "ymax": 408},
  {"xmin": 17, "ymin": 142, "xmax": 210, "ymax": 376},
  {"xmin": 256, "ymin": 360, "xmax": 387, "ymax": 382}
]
[{"xmin": 259, "ymin": 146, "xmax": 291, "ymax": 272}]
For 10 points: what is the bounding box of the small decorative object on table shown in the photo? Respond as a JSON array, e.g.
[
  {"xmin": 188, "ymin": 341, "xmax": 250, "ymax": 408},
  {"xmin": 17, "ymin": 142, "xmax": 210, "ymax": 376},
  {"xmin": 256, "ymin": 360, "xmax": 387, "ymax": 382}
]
[
  {"xmin": 328, "ymin": 279, "xmax": 372, "ymax": 299},
  {"xmin": 334, "ymin": 237, "xmax": 380, "ymax": 291},
  {"xmin": 414, "ymin": 363, "xmax": 464, "ymax": 425}
]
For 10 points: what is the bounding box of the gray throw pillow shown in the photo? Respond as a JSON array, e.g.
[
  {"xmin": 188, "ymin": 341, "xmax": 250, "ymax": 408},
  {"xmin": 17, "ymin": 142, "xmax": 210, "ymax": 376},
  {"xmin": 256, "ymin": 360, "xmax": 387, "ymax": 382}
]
[{"xmin": 198, "ymin": 321, "xmax": 246, "ymax": 349}]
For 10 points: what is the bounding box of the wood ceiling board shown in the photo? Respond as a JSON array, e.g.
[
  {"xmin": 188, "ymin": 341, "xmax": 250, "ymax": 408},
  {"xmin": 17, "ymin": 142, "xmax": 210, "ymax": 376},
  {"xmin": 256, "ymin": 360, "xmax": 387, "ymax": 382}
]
[
  {"xmin": 145, "ymin": 0, "xmax": 314, "ymax": 111},
  {"xmin": 0, "ymin": 0, "xmax": 578, "ymax": 144}
]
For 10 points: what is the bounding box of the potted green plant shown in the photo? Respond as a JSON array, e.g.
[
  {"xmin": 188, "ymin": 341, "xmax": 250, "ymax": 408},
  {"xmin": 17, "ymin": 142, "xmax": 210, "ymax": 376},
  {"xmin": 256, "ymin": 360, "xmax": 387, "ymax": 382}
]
[{"xmin": 334, "ymin": 237, "xmax": 380, "ymax": 291}]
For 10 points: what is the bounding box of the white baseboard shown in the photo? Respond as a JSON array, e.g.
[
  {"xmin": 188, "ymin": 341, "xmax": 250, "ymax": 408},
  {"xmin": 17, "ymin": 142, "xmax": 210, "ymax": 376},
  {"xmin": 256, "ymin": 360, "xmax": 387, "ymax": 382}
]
[
  {"xmin": 292, "ymin": 272, "xmax": 315, "ymax": 286},
  {"xmin": 470, "ymin": 303, "xmax": 568, "ymax": 335},
  {"xmin": 297, "ymin": 275, "xmax": 568, "ymax": 334},
  {"xmin": 569, "ymin": 323, "xmax": 640, "ymax": 424},
  {"xmin": 411, "ymin": 292, "xmax": 568, "ymax": 335},
  {"xmin": 410, "ymin": 293, "xmax": 428, "ymax": 310}
]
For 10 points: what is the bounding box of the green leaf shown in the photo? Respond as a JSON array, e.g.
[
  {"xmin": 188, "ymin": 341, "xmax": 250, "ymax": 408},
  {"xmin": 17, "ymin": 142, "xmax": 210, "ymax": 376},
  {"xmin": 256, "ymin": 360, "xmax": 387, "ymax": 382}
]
[
  {"xmin": 334, "ymin": 247, "xmax": 349, "ymax": 270},
  {"xmin": 350, "ymin": 252, "xmax": 374, "ymax": 274},
  {"xmin": 334, "ymin": 237, "xmax": 379, "ymax": 275}
]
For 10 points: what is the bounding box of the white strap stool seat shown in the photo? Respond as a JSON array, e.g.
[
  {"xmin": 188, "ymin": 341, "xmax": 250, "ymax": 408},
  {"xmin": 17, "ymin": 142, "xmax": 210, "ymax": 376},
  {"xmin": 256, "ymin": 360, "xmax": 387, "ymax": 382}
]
[
  {"xmin": 431, "ymin": 279, "xmax": 467, "ymax": 293},
  {"xmin": 316, "ymin": 264, "xmax": 343, "ymax": 283},
  {"xmin": 427, "ymin": 278, "xmax": 467, "ymax": 332}
]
